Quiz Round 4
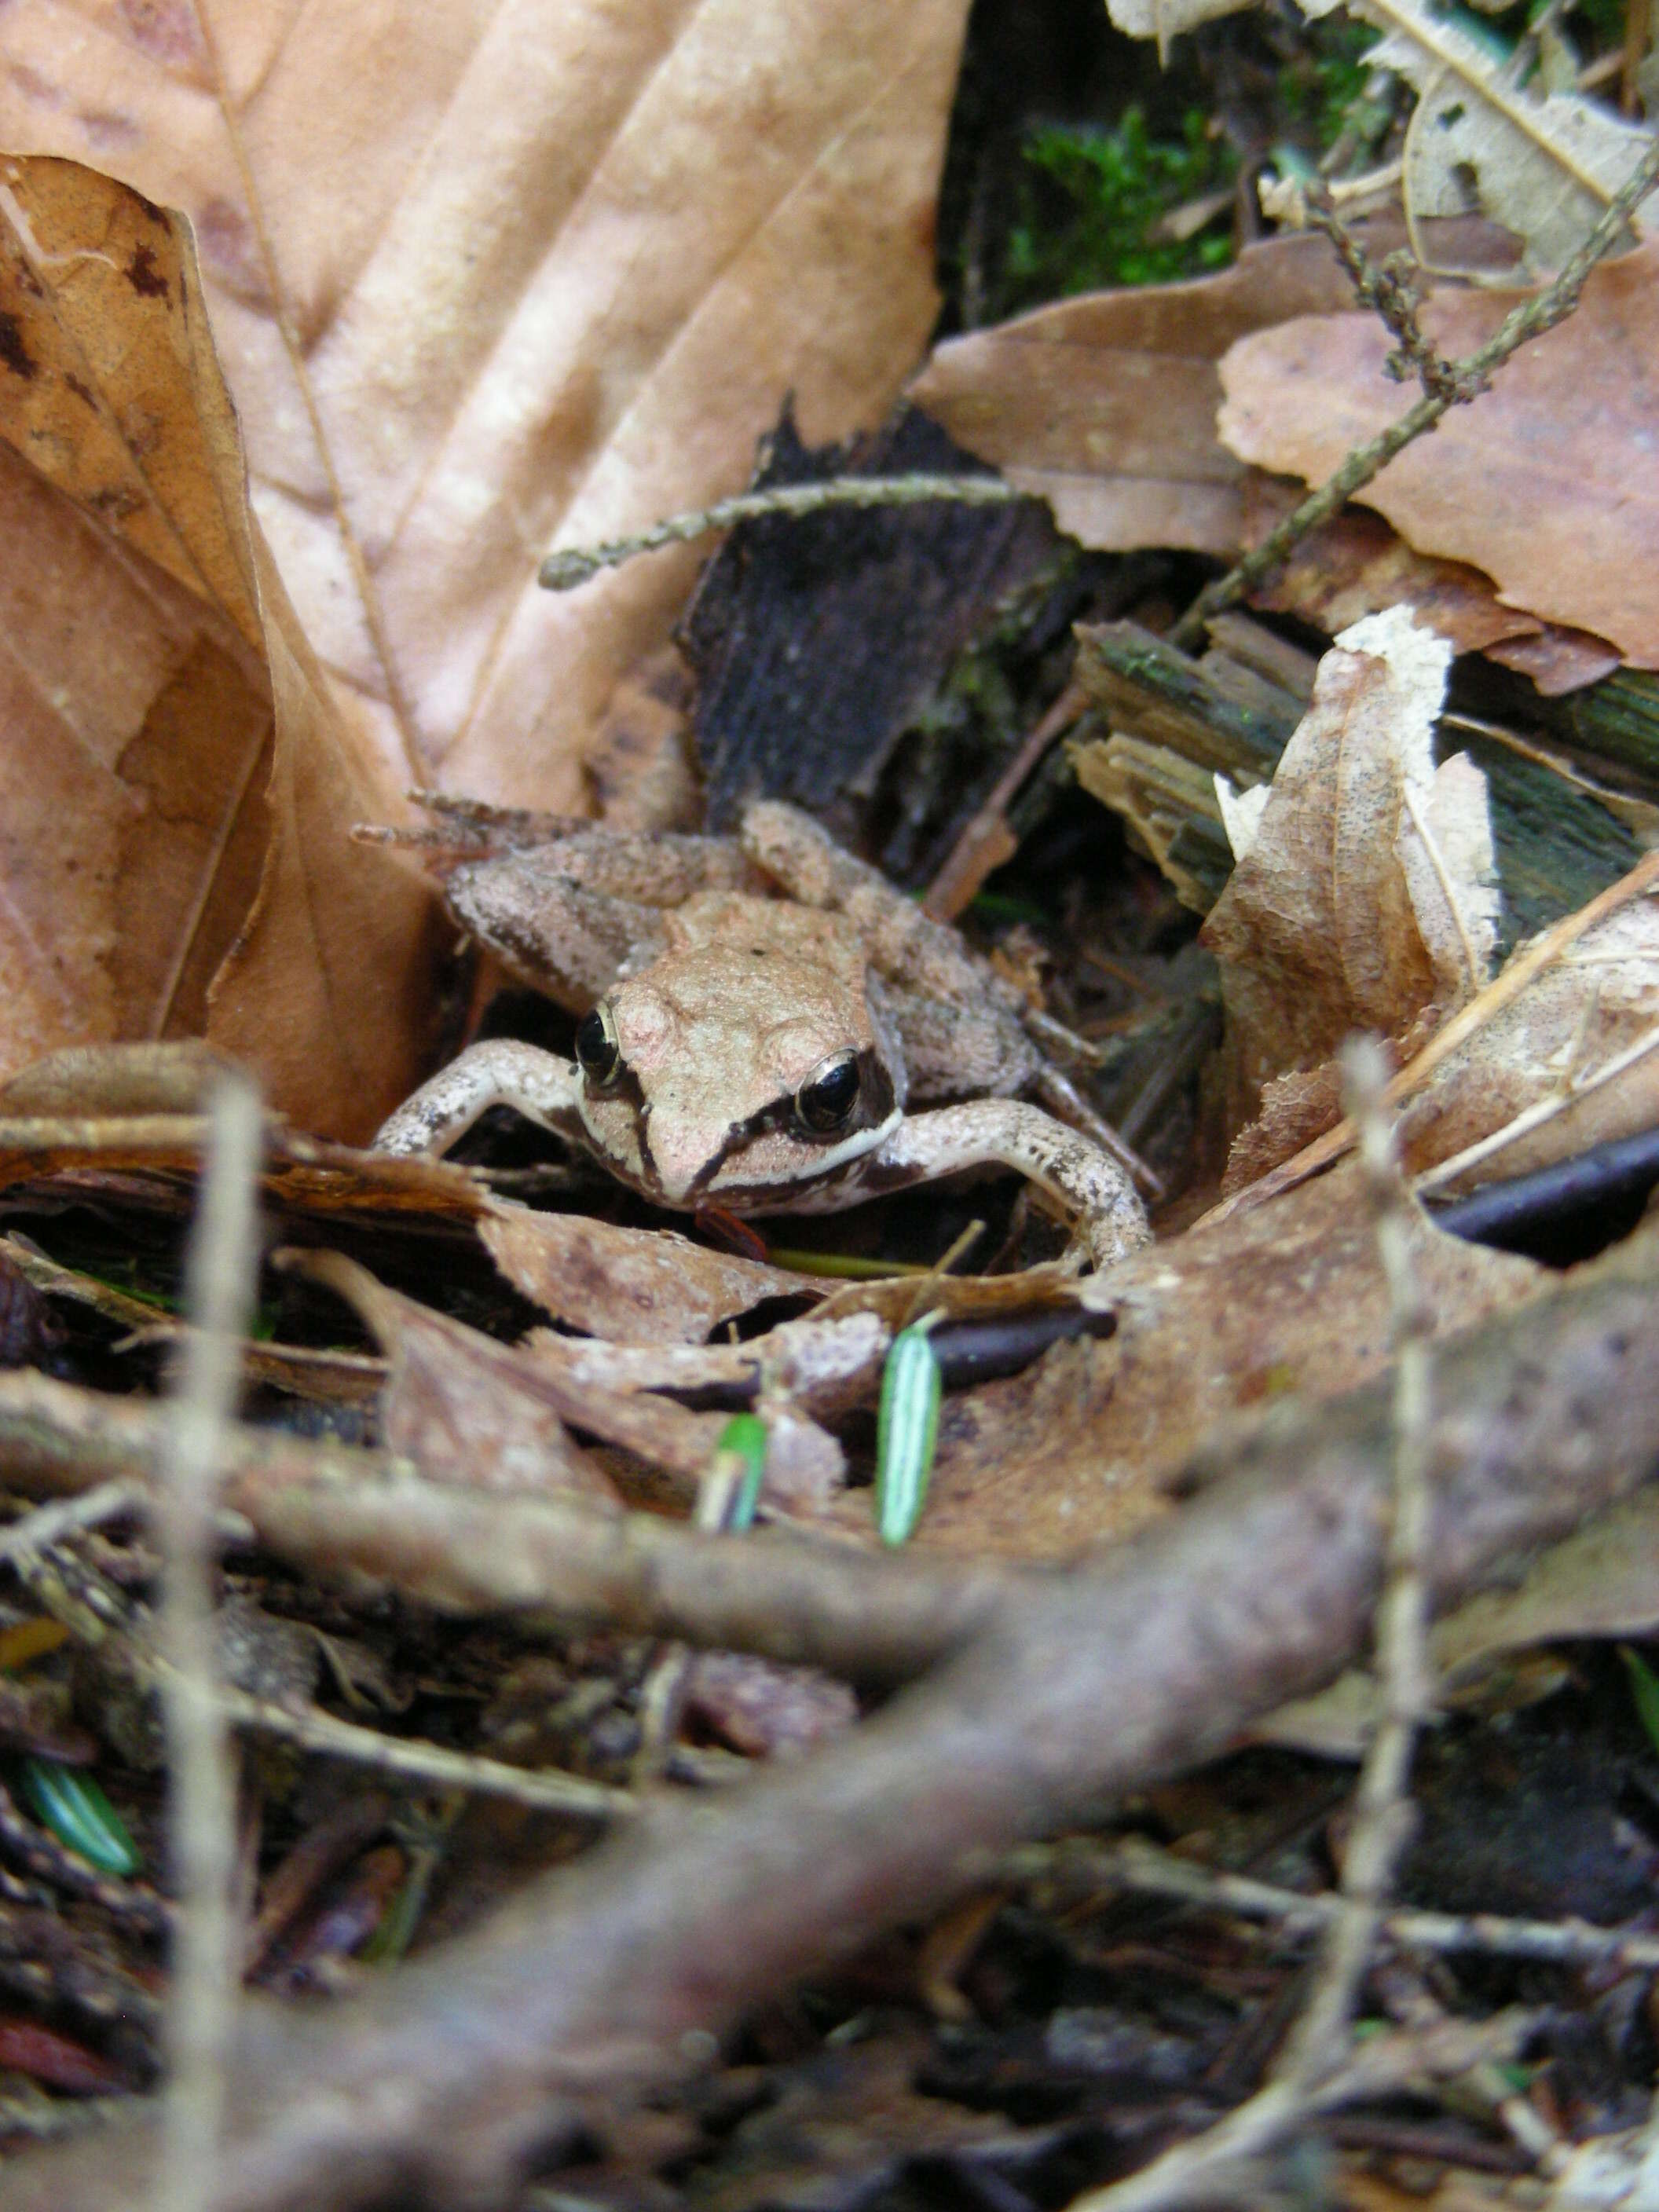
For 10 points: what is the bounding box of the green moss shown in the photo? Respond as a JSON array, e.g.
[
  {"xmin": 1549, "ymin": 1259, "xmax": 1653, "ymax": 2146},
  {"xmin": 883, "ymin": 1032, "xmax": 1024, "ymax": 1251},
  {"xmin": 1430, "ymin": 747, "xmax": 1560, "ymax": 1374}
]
[
  {"xmin": 1277, "ymin": 16, "xmax": 1381, "ymax": 148},
  {"xmin": 1002, "ymin": 105, "xmax": 1236, "ymax": 306}
]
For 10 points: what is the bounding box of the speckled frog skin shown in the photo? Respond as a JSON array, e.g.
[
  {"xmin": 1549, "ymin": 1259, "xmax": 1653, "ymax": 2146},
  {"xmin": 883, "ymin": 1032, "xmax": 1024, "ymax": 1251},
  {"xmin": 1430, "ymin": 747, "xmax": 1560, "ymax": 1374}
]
[{"xmin": 375, "ymin": 798, "xmax": 1149, "ymax": 1269}]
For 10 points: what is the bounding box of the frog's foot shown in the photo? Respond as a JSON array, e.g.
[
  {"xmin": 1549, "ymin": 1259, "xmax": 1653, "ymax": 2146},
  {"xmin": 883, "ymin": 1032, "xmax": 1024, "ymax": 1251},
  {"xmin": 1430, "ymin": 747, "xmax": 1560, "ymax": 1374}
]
[
  {"xmin": 859, "ymin": 1101, "xmax": 1151, "ymax": 1270},
  {"xmin": 374, "ymin": 1041, "xmax": 584, "ymax": 1159}
]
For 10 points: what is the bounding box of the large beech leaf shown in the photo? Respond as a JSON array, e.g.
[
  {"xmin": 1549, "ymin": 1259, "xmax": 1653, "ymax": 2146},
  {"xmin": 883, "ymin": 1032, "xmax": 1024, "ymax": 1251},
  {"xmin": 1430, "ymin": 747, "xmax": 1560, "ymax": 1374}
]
[
  {"xmin": 0, "ymin": 0, "xmax": 971, "ymax": 809},
  {"xmin": 0, "ymin": 155, "xmax": 437, "ymax": 1138}
]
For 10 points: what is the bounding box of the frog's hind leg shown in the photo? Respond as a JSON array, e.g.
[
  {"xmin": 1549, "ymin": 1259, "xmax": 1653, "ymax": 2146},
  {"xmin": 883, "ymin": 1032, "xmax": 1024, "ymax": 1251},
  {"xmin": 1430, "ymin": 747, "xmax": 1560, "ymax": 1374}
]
[{"xmin": 374, "ymin": 1042, "xmax": 584, "ymax": 1160}]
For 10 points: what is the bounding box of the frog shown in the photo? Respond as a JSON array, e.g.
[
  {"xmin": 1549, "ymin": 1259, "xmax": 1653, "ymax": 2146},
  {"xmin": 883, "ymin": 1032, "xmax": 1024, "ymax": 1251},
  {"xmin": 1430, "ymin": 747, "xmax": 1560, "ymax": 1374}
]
[{"xmin": 371, "ymin": 795, "xmax": 1151, "ymax": 1269}]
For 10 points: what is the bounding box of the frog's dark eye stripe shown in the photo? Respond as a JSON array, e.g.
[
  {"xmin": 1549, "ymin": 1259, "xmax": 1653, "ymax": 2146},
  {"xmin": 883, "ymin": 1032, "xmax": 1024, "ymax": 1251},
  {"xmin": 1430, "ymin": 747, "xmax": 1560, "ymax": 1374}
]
[
  {"xmin": 575, "ymin": 1002, "xmax": 622, "ymax": 1087},
  {"xmin": 795, "ymin": 1050, "xmax": 861, "ymax": 1133}
]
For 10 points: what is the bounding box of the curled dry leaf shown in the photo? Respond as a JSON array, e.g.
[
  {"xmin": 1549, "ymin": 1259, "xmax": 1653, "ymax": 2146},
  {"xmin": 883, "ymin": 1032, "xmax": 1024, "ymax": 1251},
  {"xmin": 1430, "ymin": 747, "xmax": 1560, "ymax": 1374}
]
[
  {"xmin": 1218, "ymin": 239, "xmax": 1659, "ymax": 670},
  {"xmin": 296, "ymin": 1251, "xmax": 617, "ymax": 1507},
  {"xmin": 910, "ymin": 235, "xmax": 1360, "ymax": 557},
  {"xmin": 815, "ymin": 1157, "xmax": 1544, "ymax": 1562},
  {"xmin": 1203, "ymin": 607, "xmax": 1498, "ymax": 1131},
  {"xmin": 296, "ymin": 1244, "xmax": 762, "ymax": 1496},
  {"xmin": 479, "ymin": 1199, "xmax": 826, "ymax": 1350},
  {"xmin": 0, "ymin": 0, "xmax": 971, "ymax": 808},
  {"xmin": 0, "ymin": 155, "xmax": 438, "ymax": 1140}
]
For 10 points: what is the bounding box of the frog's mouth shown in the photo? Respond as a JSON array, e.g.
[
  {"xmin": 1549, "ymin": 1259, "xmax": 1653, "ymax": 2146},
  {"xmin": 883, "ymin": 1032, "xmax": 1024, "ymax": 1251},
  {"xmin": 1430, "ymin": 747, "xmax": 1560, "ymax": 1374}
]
[{"xmin": 690, "ymin": 1103, "xmax": 904, "ymax": 1211}]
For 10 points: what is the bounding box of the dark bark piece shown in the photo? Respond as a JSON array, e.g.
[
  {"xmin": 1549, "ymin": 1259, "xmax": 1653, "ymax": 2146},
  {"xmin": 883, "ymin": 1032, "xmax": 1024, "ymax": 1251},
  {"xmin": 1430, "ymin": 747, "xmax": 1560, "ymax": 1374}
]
[{"xmin": 680, "ymin": 404, "xmax": 1073, "ymax": 851}]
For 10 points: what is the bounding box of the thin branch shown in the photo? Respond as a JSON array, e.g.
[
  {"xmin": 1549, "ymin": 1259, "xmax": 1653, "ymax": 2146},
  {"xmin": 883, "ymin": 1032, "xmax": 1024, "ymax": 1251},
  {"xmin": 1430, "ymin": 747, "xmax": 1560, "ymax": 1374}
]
[
  {"xmin": 1010, "ymin": 1833, "xmax": 1659, "ymax": 1973},
  {"xmin": 152, "ymin": 1071, "xmax": 263, "ymax": 2212},
  {"xmin": 538, "ymin": 474, "xmax": 1026, "ymax": 591},
  {"xmin": 1170, "ymin": 130, "xmax": 1659, "ymax": 650},
  {"xmin": 1064, "ymin": 1039, "xmax": 1438, "ymax": 2212}
]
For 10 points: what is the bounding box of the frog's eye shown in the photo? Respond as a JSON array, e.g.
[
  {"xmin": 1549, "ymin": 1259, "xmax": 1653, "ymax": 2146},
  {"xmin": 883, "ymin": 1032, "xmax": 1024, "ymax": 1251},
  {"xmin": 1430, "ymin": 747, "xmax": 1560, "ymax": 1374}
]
[
  {"xmin": 575, "ymin": 1002, "xmax": 621, "ymax": 1087},
  {"xmin": 796, "ymin": 1051, "xmax": 861, "ymax": 1133}
]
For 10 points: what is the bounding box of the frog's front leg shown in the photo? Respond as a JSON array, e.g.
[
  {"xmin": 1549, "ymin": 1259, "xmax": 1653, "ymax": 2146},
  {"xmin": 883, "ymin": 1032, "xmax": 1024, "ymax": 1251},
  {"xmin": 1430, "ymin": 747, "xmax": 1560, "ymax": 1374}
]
[
  {"xmin": 375, "ymin": 1042, "xmax": 584, "ymax": 1159},
  {"xmin": 856, "ymin": 1101, "xmax": 1150, "ymax": 1269}
]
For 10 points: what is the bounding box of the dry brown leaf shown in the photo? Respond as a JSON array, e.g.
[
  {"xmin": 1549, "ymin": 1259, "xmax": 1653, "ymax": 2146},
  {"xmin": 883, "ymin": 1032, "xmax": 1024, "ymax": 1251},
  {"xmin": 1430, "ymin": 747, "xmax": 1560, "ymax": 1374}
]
[
  {"xmin": 908, "ymin": 236, "xmax": 1361, "ymax": 556},
  {"xmin": 1241, "ymin": 497, "xmax": 1621, "ymax": 696},
  {"xmin": 0, "ymin": 0, "xmax": 969, "ymax": 809},
  {"xmin": 480, "ymin": 1200, "xmax": 826, "ymax": 1349},
  {"xmin": 819, "ymin": 1157, "xmax": 1543, "ymax": 1562},
  {"xmin": 1203, "ymin": 608, "xmax": 1498, "ymax": 1122},
  {"xmin": 0, "ymin": 155, "xmax": 437, "ymax": 1139},
  {"xmin": 299, "ymin": 1245, "xmax": 762, "ymax": 1500},
  {"xmin": 298, "ymin": 1252, "xmax": 617, "ymax": 1506},
  {"xmin": 1218, "ymin": 240, "xmax": 1659, "ymax": 670}
]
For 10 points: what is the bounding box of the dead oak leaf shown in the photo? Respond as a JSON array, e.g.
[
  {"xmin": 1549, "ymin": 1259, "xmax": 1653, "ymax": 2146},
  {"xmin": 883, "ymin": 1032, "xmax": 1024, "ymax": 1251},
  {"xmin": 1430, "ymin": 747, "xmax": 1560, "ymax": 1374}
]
[
  {"xmin": 1217, "ymin": 238, "xmax": 1659, "ymax": 670},
  {"xmin": 910, "ymin": 234, "xmax": 1364, "ymax": 557},
  {"xmin": 0, "ymin": 0, "xmax": 973, "ymax": 809}
]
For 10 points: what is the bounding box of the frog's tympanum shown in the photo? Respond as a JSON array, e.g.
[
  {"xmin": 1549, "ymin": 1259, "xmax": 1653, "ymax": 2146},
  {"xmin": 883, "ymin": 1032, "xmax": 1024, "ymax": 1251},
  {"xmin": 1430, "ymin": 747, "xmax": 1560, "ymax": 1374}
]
[{"xmin": 375, "ymin": 800, "xmax": 1149, "ymax": 1269}]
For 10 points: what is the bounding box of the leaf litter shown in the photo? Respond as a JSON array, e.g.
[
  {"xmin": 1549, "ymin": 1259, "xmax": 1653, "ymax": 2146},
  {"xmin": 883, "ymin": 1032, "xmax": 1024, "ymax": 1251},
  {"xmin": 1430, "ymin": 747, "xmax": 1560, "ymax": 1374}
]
[{"xmin": 0, "ymin": 9, "xmax": 1658, "ymax": 2204}]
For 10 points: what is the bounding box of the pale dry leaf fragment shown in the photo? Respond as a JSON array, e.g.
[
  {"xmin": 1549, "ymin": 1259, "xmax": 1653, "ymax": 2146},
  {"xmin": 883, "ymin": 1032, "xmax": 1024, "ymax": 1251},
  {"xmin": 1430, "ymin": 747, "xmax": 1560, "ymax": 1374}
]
[
  {"xmin": 1103, "ymin": 0, "xmax": 1251, "ymax": 40},
  {"xmin": 0, "ymin": 155, "xmax": 438, "ymax": 1140},
  {"xmin": 0, "ymin": 0, "xmax": 973, "ymax": 808},
  {"xmin": 909, "ymin": 236, "xmax": 1364, "ymax": 558},
  {"xmin": 1261, "ymin": 1480, "xmax": 1659, "ymax": 1753},
  {"xmin": 1217, "ymin": 240, "xmax": 1659, "ymax": 668},
  {"xmin": 1400, "ymin": 892, "xmax": 1659, "ymax": 1189},
  {"xmin": 1293, "ymin": 0, "xmax": 1656, "ymax": 277},
  {"xmin": 1202, "ymin": 606, "xmax": 1495, "ymax": 1117},
  {"xmin": 1215, "ymin": 775, "xmax": 1270, "ymax": 861}
]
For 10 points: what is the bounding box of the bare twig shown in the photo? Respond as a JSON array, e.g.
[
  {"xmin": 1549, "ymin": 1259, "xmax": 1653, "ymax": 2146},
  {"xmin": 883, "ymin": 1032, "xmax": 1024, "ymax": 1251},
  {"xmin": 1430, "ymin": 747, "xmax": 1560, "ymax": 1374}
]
[
  {"xmin": 152, "ymin": 1072, "xmax": 263, "ymax": 2212},
  {"xmin": 1170, "ymin": 130, "xmax": 1659, "ymax": 651},
  {"xmin": 1283, "ymin": 1040, "xmax": 1434, "ymax": 2067},
  {"xmin": 1010, "ymin": 1833, "xmax": 1659, "ymax": 1974},
  {"xmin": 538, "ymin": 473, "xmax": 1025, "ymax": 590},
  {"xmin": 1061, "ymin": 1042, "xmax": 1437, "ymax": 2212},
  {"xmin": 0, "ymin": 1480, "xmax": 143, "ymax": 1573},
  {"xmin": 1302, "ymin": 189, "xmax": 1453, "ymax": 398}
]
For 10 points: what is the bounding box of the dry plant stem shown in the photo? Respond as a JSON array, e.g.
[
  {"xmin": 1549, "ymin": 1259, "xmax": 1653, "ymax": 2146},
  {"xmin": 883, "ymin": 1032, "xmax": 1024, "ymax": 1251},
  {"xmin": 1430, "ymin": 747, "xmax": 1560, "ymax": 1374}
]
[
  {"xmin": 212, "ymin": 1685, "xmax": 635, "ymax": 1822},
  {"xmin": 1066, "ymin": 1042, "xmax": 1438, "ymax": 2212},
  {"xmin": 1302, "ymin": 189, "xmax": 1449, "ymax": 397},
  {"xmin": 1286, "ymin": 1043, "xmax": 1432, "ymax": 2064},
  {"xmin": 538, "ymin": 474, "xmax": 1025, "ymax": 589},
  {"xmin": 2, "ymin": 1251, "xmax": 1658, "ymax": 2211},
  {"xmin": 153, "ymin": 1072, "xmax": 263, "ymax": 2212},
  {"xmin": 0, "ymin": 1478, "xmax": 142, "ymax": 1571},
  {"xmin": 1016, "ymin": 1835, "xmax": 1659, "ymax": 1973},
  {"xmin": 1170, "ymin": 130, "xmax": 1659, "ymax": 652}
]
